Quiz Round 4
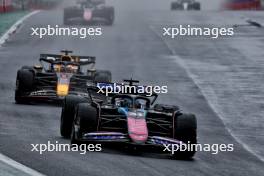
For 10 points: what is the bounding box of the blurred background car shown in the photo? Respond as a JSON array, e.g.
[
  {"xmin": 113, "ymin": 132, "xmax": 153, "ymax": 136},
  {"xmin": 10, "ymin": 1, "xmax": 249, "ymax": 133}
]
[
  {"xmin": 171, "ymin": 0, "xmax": 201, "ymax": 10},
  {"xmin": 63, "ymin": 0, "xmax": 115, "ymax": 25}
]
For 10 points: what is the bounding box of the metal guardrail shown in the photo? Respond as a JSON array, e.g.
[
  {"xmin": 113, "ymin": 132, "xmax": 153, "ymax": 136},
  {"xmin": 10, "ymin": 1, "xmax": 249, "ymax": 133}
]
[
  {"xmin": 0, "ymin": 0, "xmax": 13, "ymax": 13},
  {"xmin": 0, "ymin": 0, "xmax": 63, "ymax": 12},
  {"xmin": 224, "ymin": 0, "xmax": 262, "ymax": 10}
]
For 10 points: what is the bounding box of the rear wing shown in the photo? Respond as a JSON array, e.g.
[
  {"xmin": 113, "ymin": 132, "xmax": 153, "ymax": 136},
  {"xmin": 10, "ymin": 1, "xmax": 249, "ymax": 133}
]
[{"xmin": 39, "ymin": 54, "xmax": 96, "ymax": 65}]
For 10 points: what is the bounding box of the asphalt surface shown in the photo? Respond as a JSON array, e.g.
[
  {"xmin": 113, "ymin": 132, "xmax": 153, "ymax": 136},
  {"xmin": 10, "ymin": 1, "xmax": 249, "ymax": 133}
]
[{"xmin": 0, "ymin": 0, "xmax": 264, "ymax": 175}]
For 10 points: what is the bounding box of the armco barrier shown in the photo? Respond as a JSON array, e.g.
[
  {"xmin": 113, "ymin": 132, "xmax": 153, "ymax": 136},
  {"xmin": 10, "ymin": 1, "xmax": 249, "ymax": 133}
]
[
  {"xmin": 224, "ymin": 0, "xmax": 261, "ymax": 10},
  {"xmin": 0, "ymin": 0, "xmax": 12, "ymax": 13}
]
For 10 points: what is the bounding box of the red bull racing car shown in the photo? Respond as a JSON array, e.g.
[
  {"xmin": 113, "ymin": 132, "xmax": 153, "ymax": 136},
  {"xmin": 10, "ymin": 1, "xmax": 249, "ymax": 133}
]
[
  {"xmin": 15, "ymin": 50, "xmax": 111, "ymax": 104},
  {"xmin": 64, "ymin": 0, "xmax": 115, "ymax": 25},
  {"xmin": 60, "ymin": 79, "xmax": 197, "ymax": 159}
]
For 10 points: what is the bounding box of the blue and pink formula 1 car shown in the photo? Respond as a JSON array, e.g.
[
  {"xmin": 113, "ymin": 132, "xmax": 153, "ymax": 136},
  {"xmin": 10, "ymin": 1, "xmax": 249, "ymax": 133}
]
[
  {"xmin": 60, "ymin": 79, "xmax": 197, "ymax": 159},
  {"xmin": 63, "ymin": 0, "xmax": 114, "ymax": 25}
]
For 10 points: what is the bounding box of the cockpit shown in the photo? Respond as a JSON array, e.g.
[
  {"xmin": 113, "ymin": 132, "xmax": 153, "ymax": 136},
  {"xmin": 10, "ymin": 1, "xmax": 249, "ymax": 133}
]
[
  {"xmin": 112, "ymin": 95, "xmax": 150, "ymax": 110},
  {"xmin": 52, "ymin": 55, "xmax": 78, "ymax": 73},
  {"xmin": 53, "ymin": 64, "xmax": 79, "ymax": 73},
  {"xmin": 39, "ymin": 51, "xmax": 96, "ymax": 74},
  {"xmin": 43, "ymin": 55, "xmax": 79, "ymax": 73}
]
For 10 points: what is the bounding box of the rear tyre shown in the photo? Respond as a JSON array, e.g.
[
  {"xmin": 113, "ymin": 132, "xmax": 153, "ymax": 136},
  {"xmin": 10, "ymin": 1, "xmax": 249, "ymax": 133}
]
[
  {"xmin": 63, "ymin": 9, "xmax": 70, "ymax": 25},
  {"xmin": 15, "ymin": 69, "xmax": 34, "ymax": 104},
  {"xmin": 172, "ymin": 113, "xmax": 197, "ymax": 159},
  {"xmin": 64, "ymin": 7, "xmax": 78, "ymax": 25},
  {"xmin": 60, "ymin": 95, "xmax": 88, "ymax": 138},
  {"xmin": 171, "ymin": 2, "xmax": 183, "ymax": 10},
  {"xmin": 193, "ymin": 3, "xmax": 201, "ymax": 10},
  {"xmin": 105, "ymin": 8, "xmax": 115, "ymax": 25},
  {"xmin": 94, "ymin": 70, "xmax": 112, "ymax": 83}
]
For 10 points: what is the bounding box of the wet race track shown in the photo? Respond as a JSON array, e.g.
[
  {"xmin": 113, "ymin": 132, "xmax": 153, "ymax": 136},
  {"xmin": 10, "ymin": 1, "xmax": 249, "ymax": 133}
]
[{"xmin": 0, "ymin": 0, "xmax": 264, "ymax": 175}]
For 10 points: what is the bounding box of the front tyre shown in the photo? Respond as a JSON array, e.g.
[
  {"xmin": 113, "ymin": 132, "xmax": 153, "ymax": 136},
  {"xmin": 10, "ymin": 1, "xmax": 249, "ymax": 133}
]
[
  {"xmin": 76, "ymin": 103, "xmax": 97, "ymax": 133},
  {"xmin": 70, "ymin": 124, "xmax": 81, "ymax": 146},
  {"xmin": 193, "ymin": 3, "xmax": 201, "ymax": 10},
  {"xmin": 60, "ymin": 95, "xmax": 87, "ymax": 138},
  {"xmin": 172, "ymin": 113, "xmax": 197, "ymax": 159},
  {"xmin": 71, "ymin": 103, "xmax": 97, "ymax": 145}
]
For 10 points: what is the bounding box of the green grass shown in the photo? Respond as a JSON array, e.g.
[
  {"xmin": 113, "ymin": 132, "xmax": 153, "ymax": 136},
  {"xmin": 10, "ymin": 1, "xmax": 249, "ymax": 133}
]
[{"xmin": 0, "ymin": 11, "xmax": 29, "ymax": 36}]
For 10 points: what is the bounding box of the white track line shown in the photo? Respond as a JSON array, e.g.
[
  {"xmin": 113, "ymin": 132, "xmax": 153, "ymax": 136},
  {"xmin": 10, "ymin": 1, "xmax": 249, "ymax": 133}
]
[
  {"xmin": 0, "ymin": 10, "xmax": 40, "ymax": 46},
  {"xmin": 149, "ymin": 25, "xmax": 264, "ymax": 163},
  {"xmin": 0, "ymin": 10, "xmax": 46, "ymax": 176},
  {"xmin": 0, "ymin": 153, "xmax": 46, "ymax": 176}
]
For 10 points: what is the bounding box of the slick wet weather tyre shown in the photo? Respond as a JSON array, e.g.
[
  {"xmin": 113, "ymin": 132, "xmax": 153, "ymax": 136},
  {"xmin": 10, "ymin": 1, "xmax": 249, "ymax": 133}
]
[
  {"xmin": 173, "ymin": 113, "xmax": 197, "ymax": 159},
  {"xmin": 71, "ymin": 124, "xmax": 81, "ymax": 146},
  {"xmin": 60, "ymin": 95, "xmax": 87, "ymax": 138},
  {"xmin": 15, "ymin": 69, "xmax": 34, "ymax": 104},
  {"xmin": 94, "ymin": 70, "xmax": 112, "ymax": 83},
  {"xmin": 76, "ymin": 103, "xmax": 97, "ymax": 134},
  {"xmin": 63, "ymin": 8, "xmax": 75, "ymax": 25},
  {"xmin": 63, "ymin": 10, "xmax": 70, "ymax": 25},
  {"xmin": 106, "ymin": 8, "xmax": 115, "ymax": 25},
  {"xmin": 193, "ymin": 3, "xmax": 201, "ymax": 10},
  {"xmin": 171, "ymin": 3, "xmax": 183, "ymax": 10}
]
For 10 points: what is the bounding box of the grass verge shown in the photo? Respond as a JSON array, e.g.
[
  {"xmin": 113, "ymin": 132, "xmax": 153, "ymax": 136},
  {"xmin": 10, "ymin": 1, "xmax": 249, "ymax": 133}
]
[{"xmin": 0, "ymin": 11, "xmax": 29, "ymax": 36}]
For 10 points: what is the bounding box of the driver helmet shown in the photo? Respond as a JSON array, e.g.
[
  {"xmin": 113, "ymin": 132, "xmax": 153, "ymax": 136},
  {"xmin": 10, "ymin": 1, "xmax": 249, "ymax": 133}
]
[
  {"xmin": 61, "ymin": 55, "xmax": 73, "ymax": 62},
  {"xmin": 119, "ymin": 98, "xmax": 132, "ymax": 108},
  {"xmin": 135, "ymin": 99, "xmax": 144, "ymax": 109}
]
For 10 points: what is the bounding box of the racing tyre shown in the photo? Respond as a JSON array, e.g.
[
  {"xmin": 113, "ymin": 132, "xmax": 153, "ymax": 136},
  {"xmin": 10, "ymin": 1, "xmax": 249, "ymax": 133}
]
[
  {"xmin": 15, "ymin": 69, "xmax": 34, "ymax": 104},
  {"xmin": 77, "ymin": 103, "xmax": 97, "ymax": 133},
  {"xmin": 60, "ymin": 95, "xmax": 88, "ymax": 138},
  {"xmin": 63, "ymin": 9, "xmax": 70, "ymax": 25},
  {"xmin": 154, "ymin": 104, "xmax": 179, "ymax": 113},
  {"xmin": 171, "ymin": 2, "xmax": 183, "ymax": 10},
  {"xmin": 193, "ymin": 3, "xmax": 201, "ymax": 10},
  {"xmin": 188, "ymin": 3, "xmax": 201, "ymax": 10},
  {"xmin": 64, "ymin": 8, "xmax": 77, "ymax": 25},
  {"xmin": 94, "ymin": 70, "xmax": 112, "ymax": 83},
  {"xmin": 173, "ymin": 113, "xmax": 197, "ymax": 159},
  {"xmin": 105, "ymin": 7, "xmax": 115, "ymax": 25},
  {"xmin": 71, "ymin": 103, "xmax": 97, "ymax": 145},
  {"xmin": 70, "ymin": 124, "xmax": 81, "ymax": 146},
  {"xmin": 21, "ymin": 66, "xmax": 34, "ymax": 70}
]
